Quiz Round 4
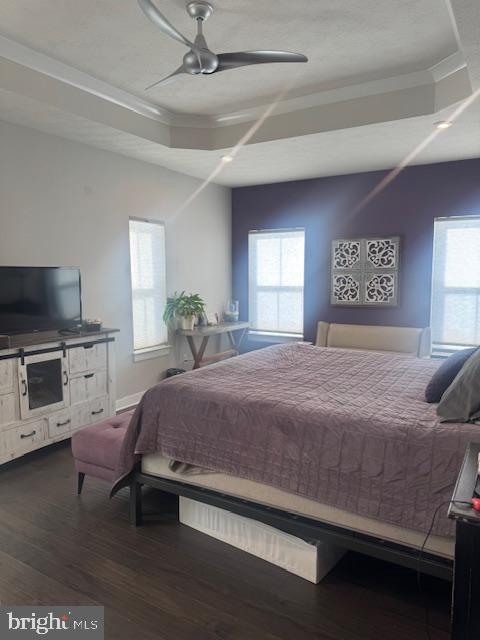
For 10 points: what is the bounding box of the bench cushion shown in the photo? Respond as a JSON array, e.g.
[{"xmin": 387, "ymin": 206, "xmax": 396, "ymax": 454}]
[{"xmin": 72, "ymin": 410, "xmax": 133, "ymax": 475}]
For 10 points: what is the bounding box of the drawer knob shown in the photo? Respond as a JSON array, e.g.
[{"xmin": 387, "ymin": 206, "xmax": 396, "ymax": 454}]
[
  {"xmin": 56, "ymin": 419, "xmax": 71, "ymax": 427},
  {"xmin": 20, "ymin": 430, "xmax": 36, "ymax": 439},
  {"xmin": 91, "ymin": 408, "xmax": 104, "ymax": 416}
]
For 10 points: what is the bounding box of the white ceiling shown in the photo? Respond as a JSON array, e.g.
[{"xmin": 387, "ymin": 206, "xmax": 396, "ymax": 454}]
[{"xmin": 0, "ymin": 0, "xmax": 479, "ymax": 187}]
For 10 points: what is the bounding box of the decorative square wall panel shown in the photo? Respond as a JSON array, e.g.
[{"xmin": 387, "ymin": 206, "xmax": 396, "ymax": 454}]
[
  {"xmin": 332, "ymin": 240, "xmax": 361, "ymax": 270},
  {"xmin": 332, "ymin": 272, "xmax": 361, "ymax": 304},
  {"xmin": 365, "ymin": 238, "xmax": 399, "ymax": 269},
  {"xmin": 331, "ymin": 237, "xmax": 399, "ymax": 306}
]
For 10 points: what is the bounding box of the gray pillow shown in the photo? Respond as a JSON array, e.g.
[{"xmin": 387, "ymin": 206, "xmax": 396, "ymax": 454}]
[
  {"xmin": 437, "ymin": 348, "xmax": 480, "ymax": 422},
  {"xmin": 425, "ymin": 347, "xmax": 477, "ymax": 403}
]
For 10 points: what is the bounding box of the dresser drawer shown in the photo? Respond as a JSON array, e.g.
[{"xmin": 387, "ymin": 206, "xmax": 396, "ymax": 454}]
[
  {"xmin": 0, "ymin": 393, "xmax": 16, "ymax": 427},
  {"xmin": 88, "ymin": 397, "xmax": 109, "ymax": 423},
  {"xmin": 70, "ymin": 370, "xmax": 107, "ymax": 406},
  {"xmin": 71, "ymin": 397, "xmax": 109, "ymax": 430},
  {"xmin": 47, "ymin": 409, "xmax": 73, "ymax": 438},
  {"xmin": 69, "ymin": 343, "xmax": 107, "ymax": 375},
  {"xmin": 0, "ymin": 359, "xmax": 15, "ymax": 395},
  {"xmin": 4, "ymin": 420, "xmax": 47, "ymax": 456}
]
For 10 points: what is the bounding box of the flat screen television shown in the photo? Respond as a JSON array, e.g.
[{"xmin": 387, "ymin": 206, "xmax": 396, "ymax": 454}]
[{"xmin": 0, "ymin": 266, "xmax": 82, "ymax": 335}]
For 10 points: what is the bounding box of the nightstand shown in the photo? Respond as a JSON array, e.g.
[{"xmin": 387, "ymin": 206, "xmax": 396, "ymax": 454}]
[{"xmin": 448, "ymin": 442, "xmax": 480, "ymax": 639}]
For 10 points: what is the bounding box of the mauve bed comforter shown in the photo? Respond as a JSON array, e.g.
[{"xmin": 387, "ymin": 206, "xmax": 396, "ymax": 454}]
[{"xmin": 115, "ymin": 343, "xmax": 480, "ymax": 536}]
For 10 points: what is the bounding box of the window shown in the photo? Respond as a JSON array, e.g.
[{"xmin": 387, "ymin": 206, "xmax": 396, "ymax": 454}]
[
  {"xmin": 129, "ymin": 218, "xmax": 167, "ymax": 352},
  {"xmin": 431, "ymin": 216, "xmax": 480, "ymax": 351},
  {"xmin": 248, "ymin": 228, "xmax": 305, "ymax": 335}
]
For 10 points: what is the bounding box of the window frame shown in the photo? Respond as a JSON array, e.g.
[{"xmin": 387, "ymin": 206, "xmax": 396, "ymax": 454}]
[
  {"xmin": 128, "ymin": 216, "xmax": 170, "ymax": 360},
  {"xmin": 248, "ymin": 227, "xmax": 305, "ymax": 338},
  {"xmin": 431, "ymin": 215, "xmax": 480, "ymax": 353}
]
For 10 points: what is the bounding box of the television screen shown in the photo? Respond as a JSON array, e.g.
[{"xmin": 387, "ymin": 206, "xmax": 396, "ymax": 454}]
[{"xmin": 0, "ymin": 267, "xmax": 82, "ymax": 335}]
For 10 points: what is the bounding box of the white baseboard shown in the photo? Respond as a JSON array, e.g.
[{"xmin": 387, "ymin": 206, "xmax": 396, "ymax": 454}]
[{"xmin": 116, "ymin": 390, "xmax": 146, "ymax": 412}]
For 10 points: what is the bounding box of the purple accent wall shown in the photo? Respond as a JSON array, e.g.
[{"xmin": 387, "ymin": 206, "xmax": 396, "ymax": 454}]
[{"xmin": 232, "ymin": 158, "xmax": 480, "ymax": 344}]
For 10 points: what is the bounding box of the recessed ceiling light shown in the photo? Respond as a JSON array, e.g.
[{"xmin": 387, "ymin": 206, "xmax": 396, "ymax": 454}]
[
  {"xmin": 435, "ymin": 121, "xmax": 453, "ymax": 129},
  {"xmin": 221, "ymin": 155, "xmax": 234, "ymax": 163}
]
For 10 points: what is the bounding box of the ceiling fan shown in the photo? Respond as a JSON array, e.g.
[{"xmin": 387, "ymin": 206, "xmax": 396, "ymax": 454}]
[{"xmin": 138, "ymin": 0, "xmax": 308, "ymax": 90}]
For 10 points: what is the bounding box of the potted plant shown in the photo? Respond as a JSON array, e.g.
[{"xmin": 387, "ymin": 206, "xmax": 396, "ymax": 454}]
[
  {"xmin": 163, "ymin": 291, "xmax": 205, "ymax": 331},
  {"xmin": 177, "ymin": 293, "xmax": 205, "ymax": 330}
]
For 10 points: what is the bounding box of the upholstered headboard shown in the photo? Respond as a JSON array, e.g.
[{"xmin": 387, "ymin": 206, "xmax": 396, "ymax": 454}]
[{"xmin": 315, "ymin": 322, "xmax": 431, "ymax": 357}]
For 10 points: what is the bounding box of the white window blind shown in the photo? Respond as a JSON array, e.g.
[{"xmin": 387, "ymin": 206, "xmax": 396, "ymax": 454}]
[
  {"xmin": 129, "ymin": 218, "xmax": 167, "ymax": 351},
  {"xmin": 248, "ymin": 228, "xmax": 305, "ymax": 335},
  {"xmin": 431, "ymin": 216, "xmax": 480, "ymax": 350}
]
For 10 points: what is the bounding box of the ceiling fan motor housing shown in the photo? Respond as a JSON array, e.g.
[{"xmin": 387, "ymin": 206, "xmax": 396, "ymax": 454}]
[
  {"xmin": 183, "ymin": 48, "xmax": 219, "ymax": 74},
  {"xmin": 186, "ymin": 1, "xmax": 214, "ymax": 22}
]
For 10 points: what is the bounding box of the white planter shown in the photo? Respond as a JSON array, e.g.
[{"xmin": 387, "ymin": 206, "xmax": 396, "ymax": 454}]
[{"xmin": 180, "ymin": 316, "xmax": 195, "ymax": 331}]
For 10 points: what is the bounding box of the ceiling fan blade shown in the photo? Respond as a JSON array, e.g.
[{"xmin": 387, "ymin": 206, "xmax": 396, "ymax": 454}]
[
  {"xmin": 145, "ymin": 65, "xmax": 187, "ymax": 90},
  {"xmin": 138, "ymin": 0, "xmax": 198, "ymax": 52},
  {"xmin": 217, "ymin": 51, "xmax": 308, "ymax": 72}
]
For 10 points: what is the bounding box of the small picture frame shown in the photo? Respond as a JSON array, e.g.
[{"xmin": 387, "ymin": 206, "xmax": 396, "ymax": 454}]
[{"xmin": 206, "ymin": 311, "xmax": 219, "ymax": 325}]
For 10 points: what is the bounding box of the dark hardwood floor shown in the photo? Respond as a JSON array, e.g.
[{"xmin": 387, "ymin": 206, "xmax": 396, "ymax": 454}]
[{"xmin": 0, "ymin": 443, "xmax": 451, "ymax": 640}]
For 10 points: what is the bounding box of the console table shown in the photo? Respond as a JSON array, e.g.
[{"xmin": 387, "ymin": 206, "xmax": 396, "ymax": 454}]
[{"xmin": 177, "ymin": 321, "xmax": 249, "ymax": 369}]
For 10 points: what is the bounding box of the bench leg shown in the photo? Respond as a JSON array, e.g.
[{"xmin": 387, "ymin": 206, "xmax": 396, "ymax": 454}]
[
  {"xmin": 77, "ymin": 472, "xmax": 85, "ymax": 495},
  {"xmin": 129, "ymin": 480, "xmax": 143, "ymax": 526}
]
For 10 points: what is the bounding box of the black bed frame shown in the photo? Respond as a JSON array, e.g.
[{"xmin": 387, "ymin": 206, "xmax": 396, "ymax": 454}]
[{"xmin": 128, "ymin": 469, "xmax": 453, "ymax": 581}]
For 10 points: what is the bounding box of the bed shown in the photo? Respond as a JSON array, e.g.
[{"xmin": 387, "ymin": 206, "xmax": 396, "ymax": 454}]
[{"xmin": 117, "ymin": 329, "xmax": 480, "ymax": 580}]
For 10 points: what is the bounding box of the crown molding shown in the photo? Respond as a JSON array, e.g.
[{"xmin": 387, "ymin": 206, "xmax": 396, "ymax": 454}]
[
  {"xmin": 0, "ymin": 34, "xmax": 469, "ymax": 132},
  {"xmin": 212, "ymin": 69, "xmax": 434, "ymax": 127},
  {"xmin": 212, "ymin": 54, "xmax": 467, "ymax": 127},
  {"xmin": 0, "ymin": 35, "xmax": 174, "ymax": 124},
  {"xmin": 430, "ymin": 50, "xmax": 467, "ymax": 81}
]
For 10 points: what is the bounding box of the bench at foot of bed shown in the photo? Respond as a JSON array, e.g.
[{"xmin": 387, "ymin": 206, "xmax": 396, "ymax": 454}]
[{"xmin": 71, "ymin": 410, "xmax": 134, "ymax": 494}]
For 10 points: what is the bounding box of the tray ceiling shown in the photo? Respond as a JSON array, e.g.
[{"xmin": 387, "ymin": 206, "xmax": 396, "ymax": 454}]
[
  {"xmin": 0, "ymin": 0, "xmax": 458, "ymax": 115},
  {"xmin": 0, "ymin": 0, "xmax": 478, "ymax": 187}
]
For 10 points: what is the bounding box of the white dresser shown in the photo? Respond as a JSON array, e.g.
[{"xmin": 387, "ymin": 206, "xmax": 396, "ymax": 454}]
[{"xmin": 0, "ymin": 330, "xmax": 117, "ymax": 465}]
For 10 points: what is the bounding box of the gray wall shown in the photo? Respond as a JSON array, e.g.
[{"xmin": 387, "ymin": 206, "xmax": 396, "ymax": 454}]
[{"xmin": 0, "ymin": 120, "xmax": 231, "ymax": 402}]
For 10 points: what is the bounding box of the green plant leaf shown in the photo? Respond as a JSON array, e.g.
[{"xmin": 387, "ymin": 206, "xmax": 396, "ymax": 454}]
[{"xmin": 163, "ymin": 291, "xmax": 206, "ymax": 322}]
